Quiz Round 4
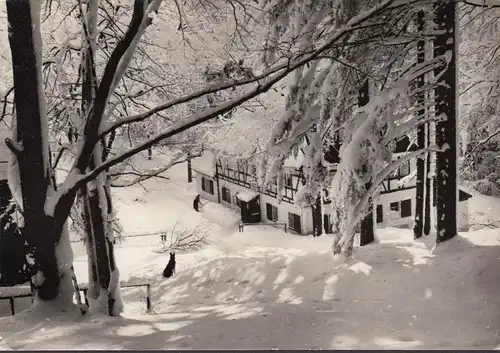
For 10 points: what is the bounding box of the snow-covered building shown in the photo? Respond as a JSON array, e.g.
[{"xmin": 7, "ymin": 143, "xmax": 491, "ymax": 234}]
[
  {"xmin": 193, "ymin": 150, "xmax": 326, "ymax": 235},
  {"xmin": 193, "ymin": 137, "xmax": 472, "ymax": 235},
  {"xmin": 375, "ymin": 136, "xmax": 472, "ymax": 231}
]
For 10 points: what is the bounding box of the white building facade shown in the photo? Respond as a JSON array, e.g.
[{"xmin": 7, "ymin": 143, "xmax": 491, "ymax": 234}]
[{"xmin": 192, "ymin": 136, "xmax": 471, "ymax": 235}]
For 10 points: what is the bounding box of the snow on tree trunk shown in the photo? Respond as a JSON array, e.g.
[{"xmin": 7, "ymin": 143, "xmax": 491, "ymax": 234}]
[
  {"xmin": 414, "ymin": 10, "xmax": 426, "ymax": 240},
  {"xmin": 77, "ymin": 0, "xmax": 123, "ymax": 316},
  {"xmin": 6, "ymin": 0, "xmax": 75, "ymax": 308},
  {"xmin": 358, "ymin": 79, "xmax": 375, "ymax": 247},
  {"xmin": 424, "ymin": 14, "xmax": 435, "ymax": 237},
  {"xmin": 433, "ymin": 0, "xmax": 458, "ymax": 244},
  {"xmin": 81, "ymin": 186, "xmax": 100, "ymax": 302},
  {"xmin": 86, "ymin": 144, "xmax": 123, "ymax": 316}
]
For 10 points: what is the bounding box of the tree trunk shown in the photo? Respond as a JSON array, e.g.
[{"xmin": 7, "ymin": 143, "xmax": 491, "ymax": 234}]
[
  {"xmin": 6, "ymin": 0, "xmax": 75, "ymax": 308},
  {"xmin": 81, "ymin": 145, "xmax": 123, "ymax": 316},
  {"xmin": 434, "ymin": 0, "xmax": 458, "ymax": 243},
  {"xmin": 78, "ymin": 0, "xmax": 122, "ymax": 316},
  {"xmin": 413, "ymin": 10, "xmax": 426, "ymax": 240},
  {"xmin": 358, "ymin": 79, "xmax": 374, "ymax": 246},
  {"xmin": 81, "ymin": 186, "xmax": 100, "ymax": 302},
  {"xmin": 423, "ymin": 129, "xmax": 432, "ymax": 235}
]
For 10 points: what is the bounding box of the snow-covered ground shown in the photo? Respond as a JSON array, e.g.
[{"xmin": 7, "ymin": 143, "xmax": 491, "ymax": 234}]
[{"xmin": 1, "ymin": 148, "xmax": 500, "ymax": 350}]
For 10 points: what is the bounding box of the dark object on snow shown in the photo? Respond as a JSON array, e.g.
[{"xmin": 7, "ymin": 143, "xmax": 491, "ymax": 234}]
[
  {"xmin": 193, "ymin": 194, "xmax": 201, "ymax": 212},
  {"xmin": 162, "ymin": 252, "xmax": 176, "ymax": 278}
]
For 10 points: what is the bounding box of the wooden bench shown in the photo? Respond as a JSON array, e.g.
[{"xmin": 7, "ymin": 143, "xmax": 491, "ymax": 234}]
[
  {"xmin": 0, "ymin": 285, "xmax": 32, "ymax": 315},
  {"xmin": 0, "ymin": 280, "xmax": 152, "ymax": 316}
]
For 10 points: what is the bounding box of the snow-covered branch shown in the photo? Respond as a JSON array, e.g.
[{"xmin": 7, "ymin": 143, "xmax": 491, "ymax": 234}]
[
  {"xmin": 97, "ymin": 0, "xmax": 398, "ymax": 140},
  {"xmin": 75, "ymin": 0, "xmax": 164, "ymax": 173}
]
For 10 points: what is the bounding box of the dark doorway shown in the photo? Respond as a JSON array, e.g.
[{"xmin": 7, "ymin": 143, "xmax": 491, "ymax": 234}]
[
  {"xmin": 288, "ymin": 212, "xmax": 302, "ymax": 234},
  {"xmin": 311, "ymin": 197, "xmax": 322, "ymax": 236},
  {"xmin": 323, "ymin": 214, "xmax": 332, "ymax": 233},
  {"xmin": 376, "ymin": 204, "xmax": 383, "ymax": 224},
  {"xmin": 240, "ymin": 195, "xmax": 261, "ymax": 224}
]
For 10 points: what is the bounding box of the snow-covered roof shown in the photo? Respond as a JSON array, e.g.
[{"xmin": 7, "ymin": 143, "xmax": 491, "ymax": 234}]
[
  {"xmin": 192, "ymin": 152, "xmax": 216, "ymax": 177},
  {"xmin": 236, "ymin": 190, "xmax": 259, "ymax": 202},
  {"xmin": 283, "ymin": 151, "xmax": 305, "ymax": 168}
]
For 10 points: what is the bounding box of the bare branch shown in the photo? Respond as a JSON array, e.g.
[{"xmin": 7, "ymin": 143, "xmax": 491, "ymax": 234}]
[{"xmin": 161, "ymin": 219, "xmax": 211, "ymax": 252}]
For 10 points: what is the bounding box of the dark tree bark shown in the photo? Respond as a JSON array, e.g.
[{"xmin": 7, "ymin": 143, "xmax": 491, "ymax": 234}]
[
  {"xmin": 433, "ymin": 0, "xmax": 458, "ymax": 243},
  {"xmin": 423, "ymin": 134, "xmax": 432, "ymax": 235},
  {"xmin": 414, "ymin": 10, "xmax": 426, "ymax": 240},
  {"xmin": 359, "ymin": 79, "xmax": 374, "ymax": 246},
  {"xmin": 77, "ymin": 0, "xmax": 123, "ymax": 315},
  {"xmin": 81, "ymin": 186, "xmax": 100, "ymax": 301},
  {"xmin": 6, "ymin": 0, "xmax": 62, "ymax": 301}
]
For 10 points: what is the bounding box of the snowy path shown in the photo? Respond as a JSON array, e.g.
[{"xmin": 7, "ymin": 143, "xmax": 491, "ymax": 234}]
[
  {"xmin": 1, "ymin": 157, "xmax": 500, "ymax": 349},
  {"xmin": 2, "ymin": 231, "xmax": 500, "ymax": 350}
]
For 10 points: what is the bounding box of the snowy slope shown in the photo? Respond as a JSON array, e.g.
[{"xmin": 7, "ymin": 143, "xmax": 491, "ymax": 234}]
[{"xmin": 1, "ymin": 148, "xmax": 500, "ymax": 350}]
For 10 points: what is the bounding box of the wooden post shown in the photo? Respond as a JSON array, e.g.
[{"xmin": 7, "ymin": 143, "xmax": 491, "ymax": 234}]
[
  {"xmin": 146, "ymin": 284, "xmax": 152, "ymax": 311},
  {"xmin": 9, "ymin": 297, "xmax": 14, "ymax": 315},
  {"xmin": 83, "ymin": 289, "xmax": 89, "ymax": 307},
  {"xmin": 187, "ymin": 156, "xmax": 192, "ymax": 183}
]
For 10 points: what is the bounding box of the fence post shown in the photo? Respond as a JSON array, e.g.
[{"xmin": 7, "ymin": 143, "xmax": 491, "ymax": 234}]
[
  {"xmin": 83, "ymin": 289, "xmax": 89, "ymax": 307},
  {"xmin": 9, "ymin": 297, "xmax": 15, "ymax": 315},
  {"xmin": 146, "ymin": 284, "xmax": 152, "ymax": 311}
]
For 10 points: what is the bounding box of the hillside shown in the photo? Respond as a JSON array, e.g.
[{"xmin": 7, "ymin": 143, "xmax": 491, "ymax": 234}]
[{"xmin": 0, "ymin": 148, "xmax": 499, "ymax": 350}]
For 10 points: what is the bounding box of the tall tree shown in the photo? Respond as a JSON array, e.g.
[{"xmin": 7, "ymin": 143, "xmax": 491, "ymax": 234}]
[
  {"xmin": 6, "ymin": 0, "xmax": 395, "ymax": 313},
  {"xmin": 434, "ymin": 0, "xmax": 458, "ymax": 244},
  {"xmin": 358, "ymin": 79, "xmax": 375, "ymax": 246},
  {"xmin": 413, "ymin": 10, "xmax": 427, "ymax": 239}
]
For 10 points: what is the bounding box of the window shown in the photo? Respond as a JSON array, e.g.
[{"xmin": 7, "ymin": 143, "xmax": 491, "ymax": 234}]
[
  {"xmin": 267, "ymin": 177, "xmax": 278, "ymax": 194},
  {"xmin": 401, "ymin": 199, "xmax": 412, "ymax": 218},
  {"xmin": 323, "ymin": 214, "xmax": 332, "ymax": 233},
  {"xmin": 390, "ymin": 202, "xmax": 399, "ymax": 212},
  {"xmin": 221, "ymin": 187, "xmax": 231, "ymax": 203},
  {"xmin": 285, "ymin": 174, "xmax": 293, "ymax": 188},
  {"xmin": 201, "ymin": 177, "xmax": 214, "ymax": 195},
  {"xmin": 376, "ymin": 204, "xmax": 383, "ymax": 224},
  {"xmin": 399, "ymin": 162, "xmax": 410, "ymax": 177},
  {"xmin": 288, "ymin": 212, "xmax": 302, "ymax": 233},
  {"xmin": 266, "ymin": 203, "xmax": 278, "ymax": 221}
]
